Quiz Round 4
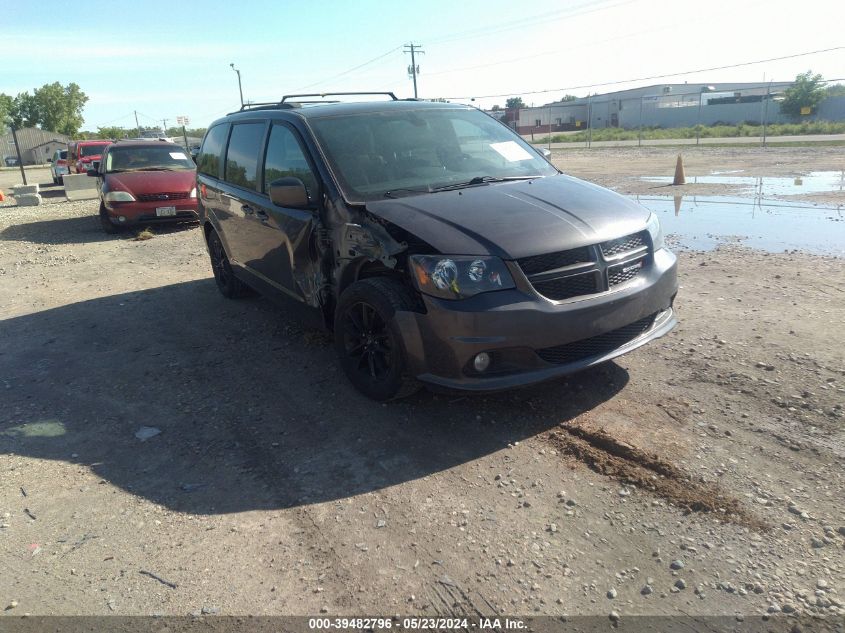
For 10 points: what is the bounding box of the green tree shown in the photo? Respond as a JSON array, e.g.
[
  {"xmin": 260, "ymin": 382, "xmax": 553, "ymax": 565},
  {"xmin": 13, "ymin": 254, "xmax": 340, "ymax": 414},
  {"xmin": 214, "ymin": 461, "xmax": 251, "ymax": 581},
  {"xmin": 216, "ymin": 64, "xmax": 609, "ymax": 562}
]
[
  {"xmin": 6, "ymin": 83, "xmax": 88, "ymax": 135},
  {"xmin": 780, "ymin": 71, "xmax": 826, "ymax": 119},
  {"xmin": 0, "ymin": 93, "xmax": 12, "ymax": 128},
  {"xmin": 505, "ymin": 97, "xmax": 525, "ymax": 109},
  {"xmin": 33, "ymin": 82, "xmax": 87, "ymax": 135},
  {"xmin": 9, "ymin": 92, "xmax": 40, "ymax": 128},
  {"xmin": 826, "ymin": 83, "xmax": 845, "ymax": 97},
  {"xmin": 96, "ymin": 126, "xmax": 133, "ymax": 139},
  {"xmin": 559, "ymin": 94, "xmax": 577, "ymax": 102}
]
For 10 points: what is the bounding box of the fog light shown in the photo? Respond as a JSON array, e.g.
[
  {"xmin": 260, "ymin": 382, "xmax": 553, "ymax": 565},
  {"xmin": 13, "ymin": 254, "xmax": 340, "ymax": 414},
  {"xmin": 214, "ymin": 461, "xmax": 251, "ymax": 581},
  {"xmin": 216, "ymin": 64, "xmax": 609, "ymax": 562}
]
[
  {"xmin": 473, "ymin": 352, "xmax": 491, "ymax": 373},
  {"xmin": 118, "ymin": 216, "xmax": 126, "ymax": 222}
]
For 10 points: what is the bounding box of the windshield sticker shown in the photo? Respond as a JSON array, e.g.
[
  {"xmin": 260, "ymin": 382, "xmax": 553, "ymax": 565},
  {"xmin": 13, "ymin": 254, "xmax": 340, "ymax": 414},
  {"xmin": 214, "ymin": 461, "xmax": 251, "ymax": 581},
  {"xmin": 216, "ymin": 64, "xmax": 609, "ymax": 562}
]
[
  {"xmin": 169, "ymin": 152, "xmax": 188, "ymax": 160},
  {"xmin": 489, "ymin": 141, "xmax": 533, "ymax": 162}
]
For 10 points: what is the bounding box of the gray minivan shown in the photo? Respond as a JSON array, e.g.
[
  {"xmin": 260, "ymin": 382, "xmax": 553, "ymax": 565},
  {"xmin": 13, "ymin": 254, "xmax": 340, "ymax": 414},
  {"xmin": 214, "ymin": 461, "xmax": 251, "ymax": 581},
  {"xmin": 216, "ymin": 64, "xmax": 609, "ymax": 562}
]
[{"xmin": 195, "ymin": 93, "xmax": 677, "ymax": 400}]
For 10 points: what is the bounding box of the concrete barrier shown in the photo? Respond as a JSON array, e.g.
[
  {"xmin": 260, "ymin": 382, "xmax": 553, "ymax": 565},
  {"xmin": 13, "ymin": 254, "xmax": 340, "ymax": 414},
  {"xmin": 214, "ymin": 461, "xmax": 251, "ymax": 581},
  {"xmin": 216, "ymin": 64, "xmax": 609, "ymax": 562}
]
[
  {"xmin": 14, "ymin": 193, "xmax": 42, "ymax": 206},
  {"xmin": 13, "ymin": 183, "xmax": 39, "ymax": 195},
  {"xmin": 63, "ymin": 173, "xmax": 99, "ymax": 201}
]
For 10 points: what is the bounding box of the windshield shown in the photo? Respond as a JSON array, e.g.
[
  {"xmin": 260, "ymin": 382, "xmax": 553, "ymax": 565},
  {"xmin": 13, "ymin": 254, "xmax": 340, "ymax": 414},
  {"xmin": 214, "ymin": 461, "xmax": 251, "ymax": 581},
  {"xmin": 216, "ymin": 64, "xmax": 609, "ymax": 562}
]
[
  {"xmin": 309, "ymin": 107, "xmax": 557, "ymax": 201},
  {"xmin": 79, "ymin": 143, "xmax": 109, "ymax": 157},
  {"xmin": 105, "ymin": 146, "xmax": 194, "ymax": 172}
]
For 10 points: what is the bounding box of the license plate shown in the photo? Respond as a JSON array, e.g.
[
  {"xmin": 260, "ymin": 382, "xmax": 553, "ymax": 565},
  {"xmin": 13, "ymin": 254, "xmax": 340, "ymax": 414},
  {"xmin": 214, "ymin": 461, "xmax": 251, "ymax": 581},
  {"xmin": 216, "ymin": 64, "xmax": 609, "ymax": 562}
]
[{"xmin": 156, "ymin": 206, "xmax": 177, "ymax": 217}]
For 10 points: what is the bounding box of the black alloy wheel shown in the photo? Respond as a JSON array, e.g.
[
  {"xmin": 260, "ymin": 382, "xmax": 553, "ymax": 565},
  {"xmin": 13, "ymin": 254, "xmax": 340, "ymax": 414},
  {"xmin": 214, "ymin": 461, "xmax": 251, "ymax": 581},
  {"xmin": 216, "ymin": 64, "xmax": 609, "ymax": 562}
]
[
  {"xmin": 342, "ymin": 301, "xmax": 393, "ymax": 381},
  {"xmin": 334, "ymin": 278, "xmax": 420, "ymax": 401},
  {"xmin": 208, "ymin": 229, "xmax": 249, "ymax": 298}
]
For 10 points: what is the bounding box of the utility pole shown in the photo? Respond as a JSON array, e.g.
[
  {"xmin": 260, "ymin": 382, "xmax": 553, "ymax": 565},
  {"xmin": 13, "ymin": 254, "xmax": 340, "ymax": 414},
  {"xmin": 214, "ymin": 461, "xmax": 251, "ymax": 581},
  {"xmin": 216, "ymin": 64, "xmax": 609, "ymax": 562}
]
[
  {"xmin": 161, "ymin": 119, "xmax": 169, "ymax": 134},
  {"xmin": 403, "ymin": 43, "xmax": 425, "ymax": 99},
  {"xmin": 10, "ymin": 125, "xmax": 27, "ymax": 185},
  {"xmin": 134, "ymin": 111, "xmax": 141, "ymax": 138}
]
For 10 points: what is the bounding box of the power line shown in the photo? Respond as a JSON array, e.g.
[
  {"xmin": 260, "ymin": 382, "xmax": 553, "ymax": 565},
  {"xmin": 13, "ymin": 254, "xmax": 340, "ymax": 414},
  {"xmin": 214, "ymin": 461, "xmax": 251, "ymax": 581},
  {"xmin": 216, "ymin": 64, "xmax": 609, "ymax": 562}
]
[
  {"xmin": 295, "ymin": 45, "xmax": 404, "ymax": 91},
  {"xmin": 442, "ymin": 45, "xmax": 845, "ymax": 100},
  {"xmin": 426, "ymin": 0, "xmax": 635, "ymax": 45}
]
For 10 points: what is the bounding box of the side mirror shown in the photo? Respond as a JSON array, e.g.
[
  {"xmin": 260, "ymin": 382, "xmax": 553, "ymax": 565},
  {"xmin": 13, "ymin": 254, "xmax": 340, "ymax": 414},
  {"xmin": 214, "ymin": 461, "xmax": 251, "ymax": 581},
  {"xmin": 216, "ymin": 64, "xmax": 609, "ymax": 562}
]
[
  {"xmin": 269, "ymin": 177, "xmax": 310, "ymax": 209},
  {"xmin": 87, "ymin": 169, "xmax": 98, "ymax": 177}
]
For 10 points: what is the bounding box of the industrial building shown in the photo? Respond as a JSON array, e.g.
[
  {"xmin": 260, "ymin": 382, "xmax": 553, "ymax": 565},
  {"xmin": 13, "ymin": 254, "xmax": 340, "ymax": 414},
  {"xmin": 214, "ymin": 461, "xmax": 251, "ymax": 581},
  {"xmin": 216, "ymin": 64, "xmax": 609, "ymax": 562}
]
[
  {"xmin": 1, "ymin": 127, "xmax": 70, "ymax": 166},
  {"xmin": 497, "ymin": 82, "xmax": 845, "ymax": 135}
]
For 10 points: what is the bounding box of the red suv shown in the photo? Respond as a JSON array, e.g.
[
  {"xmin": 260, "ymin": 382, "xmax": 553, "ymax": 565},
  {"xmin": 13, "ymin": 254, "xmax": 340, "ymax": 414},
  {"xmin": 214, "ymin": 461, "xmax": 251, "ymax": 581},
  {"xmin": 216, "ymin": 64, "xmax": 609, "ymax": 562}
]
[
  {"xmin": 70, "ymin": 140, "xmax": 111, "ymax": 174},
  {"xmin": 88, "ymin": 141, "xmax": 198, "ymax": 233}
]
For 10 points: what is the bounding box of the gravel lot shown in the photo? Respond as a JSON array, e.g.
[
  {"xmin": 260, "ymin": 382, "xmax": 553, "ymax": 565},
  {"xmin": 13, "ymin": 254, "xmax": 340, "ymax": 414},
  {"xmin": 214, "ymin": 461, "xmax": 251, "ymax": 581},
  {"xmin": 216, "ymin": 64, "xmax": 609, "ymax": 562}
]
[{"xmin": 0, "ymin": 148, "xmax": 843, "ymax": 620}]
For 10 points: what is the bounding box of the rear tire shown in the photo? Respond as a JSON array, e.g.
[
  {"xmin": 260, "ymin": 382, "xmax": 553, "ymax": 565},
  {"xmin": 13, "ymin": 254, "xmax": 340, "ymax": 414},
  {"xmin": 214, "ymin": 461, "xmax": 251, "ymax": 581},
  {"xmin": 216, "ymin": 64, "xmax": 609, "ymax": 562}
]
[
  {"xmin": 334, "ymin": 278, "xmax": 421, "ymax": 401},
  {"xmin": 208, "ymin": 229, "xmax": 251, "ymax": 298}
]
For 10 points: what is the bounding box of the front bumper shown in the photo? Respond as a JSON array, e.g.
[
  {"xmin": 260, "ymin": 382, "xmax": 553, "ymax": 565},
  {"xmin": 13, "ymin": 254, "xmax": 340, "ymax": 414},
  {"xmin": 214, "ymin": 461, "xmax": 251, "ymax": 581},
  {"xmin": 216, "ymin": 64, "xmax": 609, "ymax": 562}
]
[
  {"xmin": 394, "ymin": 248, "xmax": 678, "ymax": 391},
  {"xmin": 104, "ymin": 199, "xmax": 199, "ymax": 226}
]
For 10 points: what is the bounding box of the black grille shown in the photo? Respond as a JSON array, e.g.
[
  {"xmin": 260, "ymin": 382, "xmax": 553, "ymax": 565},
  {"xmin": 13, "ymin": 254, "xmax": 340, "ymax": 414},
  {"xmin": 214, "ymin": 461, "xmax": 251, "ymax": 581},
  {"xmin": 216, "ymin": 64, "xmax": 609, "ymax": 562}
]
[
  {"xmin": 536, "ymin": 313, "xmax": 658, "ymax": 365},
  {"xmin": 608, "ymin": 259, "xmax": 645, "ymax": 286},
  {"xmin": 517, "ymin": 246, "xmax": 593, "ymax": 276},
  {"xmin": 137, "ymin": 191, "xmax": 190, "ymax": 202},
  {"xmin": 601, "ymin": 231, "xmax": 648, "ymax": 257},
  {"xmin": 532, "ymin": 273, "xmax": 599, "ymax": 301}
]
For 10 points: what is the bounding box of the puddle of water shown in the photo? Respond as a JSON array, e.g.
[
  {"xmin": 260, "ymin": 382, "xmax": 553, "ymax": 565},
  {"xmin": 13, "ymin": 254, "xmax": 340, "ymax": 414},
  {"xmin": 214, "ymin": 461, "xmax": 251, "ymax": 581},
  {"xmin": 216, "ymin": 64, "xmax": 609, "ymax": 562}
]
[
  {"xmin": 632, "ymin": 194, "xmax": 845, "ymax": 255},
  {"xmin": 640, "ymin": 170, "xmax": 845, "ymax": 196}
]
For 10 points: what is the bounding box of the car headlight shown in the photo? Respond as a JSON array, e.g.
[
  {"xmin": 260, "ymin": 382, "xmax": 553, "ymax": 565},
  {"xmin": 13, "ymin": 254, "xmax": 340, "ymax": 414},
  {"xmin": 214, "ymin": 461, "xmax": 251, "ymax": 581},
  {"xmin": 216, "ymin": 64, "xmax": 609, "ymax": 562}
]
[
  {"xmin": 646, "ymin": 213, "xmax": 664, "ymax": 250},
  {"xmin": 189, "ymin": 187, "xmax": 197, "ymax": 198},
  {"xmin": 410, "ymin": 255, "xmax": 515, "ymax": 300},
  {"xmin": 104, "ymin": 191, "xmax": 136, "ymax": 202}
]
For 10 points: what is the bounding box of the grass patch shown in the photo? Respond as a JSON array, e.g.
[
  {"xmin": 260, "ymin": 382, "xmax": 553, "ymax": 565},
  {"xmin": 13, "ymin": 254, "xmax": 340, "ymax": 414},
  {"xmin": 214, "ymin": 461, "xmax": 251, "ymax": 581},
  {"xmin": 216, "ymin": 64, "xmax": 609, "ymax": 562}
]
[
  {"xmin": 551, "ymin": 140, "xmax": 845, "ymax": 150},
  {"xmin": 533, "ymin": 120, "xmax": 845, "ymax": 145},
  {"xmin": 134, "ymin": 227, "xmax": 155, "ymax": 241}
]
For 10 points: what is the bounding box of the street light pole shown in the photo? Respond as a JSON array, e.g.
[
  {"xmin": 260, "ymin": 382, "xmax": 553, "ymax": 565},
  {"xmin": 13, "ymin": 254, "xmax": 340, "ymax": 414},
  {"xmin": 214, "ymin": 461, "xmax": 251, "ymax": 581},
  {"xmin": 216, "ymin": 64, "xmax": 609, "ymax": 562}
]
[
  {"xmin": 696, "ymin": 85, "xmax": 715, "ymax": 146},
  {"xmin": 230, "ymin": 63, "xmax": 244, "ymax": 107},
  {"xmin": 762, "ymin": 80, "xmax": 773, "ymax": 147},
  {"xmin": 638, "ymin": 95, "xmax": 644, "ymax": 147}
]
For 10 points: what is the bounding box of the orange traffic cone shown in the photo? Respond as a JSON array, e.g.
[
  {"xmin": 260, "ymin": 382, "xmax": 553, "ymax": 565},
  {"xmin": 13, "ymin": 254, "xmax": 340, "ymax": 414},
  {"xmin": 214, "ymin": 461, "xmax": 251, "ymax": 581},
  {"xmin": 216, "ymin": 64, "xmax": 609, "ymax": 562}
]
[
  {"xmin": 673, "ymin": 154, "xmax": 686, "ymax": 185},
  {"xmin": 0, "ymin": 190, "xmax": 5, "ymax": 202}
]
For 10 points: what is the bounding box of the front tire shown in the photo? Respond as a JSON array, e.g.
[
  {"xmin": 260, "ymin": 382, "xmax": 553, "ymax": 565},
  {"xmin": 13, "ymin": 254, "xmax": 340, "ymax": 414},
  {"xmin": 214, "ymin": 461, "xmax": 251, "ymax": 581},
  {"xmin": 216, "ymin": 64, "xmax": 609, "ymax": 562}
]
[
  {"xmin": 99, "ymin": 203, "xmax": 120, "ymax": 234},
  {"xmin": 334, "ymin": 278, "xmax": 420, "ymax": 401},
  {"xmin": 208, "ymin": 229, "xmax": 250, "ymax": 298}
]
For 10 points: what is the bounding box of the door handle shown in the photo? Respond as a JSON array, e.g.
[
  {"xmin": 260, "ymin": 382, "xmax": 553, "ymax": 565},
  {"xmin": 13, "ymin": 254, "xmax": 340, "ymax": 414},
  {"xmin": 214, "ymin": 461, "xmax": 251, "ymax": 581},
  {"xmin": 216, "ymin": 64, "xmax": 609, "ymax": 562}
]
[
  {"xmin": 241, "ymin": 204, "xmax": 255, "ymax": 215},
  {"xmin": 255, "ymin": 209, "xmax": 269, "ymax": 220}
]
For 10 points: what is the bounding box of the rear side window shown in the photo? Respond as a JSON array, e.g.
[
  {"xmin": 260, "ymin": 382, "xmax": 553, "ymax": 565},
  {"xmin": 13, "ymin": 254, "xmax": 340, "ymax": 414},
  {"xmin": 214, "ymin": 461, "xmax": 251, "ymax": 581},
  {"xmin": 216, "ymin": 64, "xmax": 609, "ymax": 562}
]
[
  {"xmin": 263, "ymin": 124, "xmax": 318, "ymax": 198},
  {"xmin": 225, "ymin": 123, "xmax": 265, "ymax": 190},
  {"xmin": 197, "ymin": 124, "xmax": 229, "ymax": 178}
]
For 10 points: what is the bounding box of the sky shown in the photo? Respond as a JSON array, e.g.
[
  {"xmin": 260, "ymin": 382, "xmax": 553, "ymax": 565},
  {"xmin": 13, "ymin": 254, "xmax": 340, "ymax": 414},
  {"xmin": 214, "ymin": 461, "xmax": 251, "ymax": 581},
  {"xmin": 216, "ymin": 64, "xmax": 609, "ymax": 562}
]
[{"xmin": 2, "ymin": 0, "xmax": 844, "ymax": 131}]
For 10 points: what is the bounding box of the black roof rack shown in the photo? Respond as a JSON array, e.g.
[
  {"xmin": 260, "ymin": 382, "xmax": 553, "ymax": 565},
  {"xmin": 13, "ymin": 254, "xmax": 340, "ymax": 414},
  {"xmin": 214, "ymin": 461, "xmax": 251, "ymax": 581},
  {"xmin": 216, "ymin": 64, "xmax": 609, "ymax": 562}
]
[
  {"xmin": 280, "ymin": 91, "xmax": 398, "ymax": 103},
  {"xmin": 235, "ymin": 101, "xmax": 300, "ymax": 113},
  {"xmin": 228, "ymin": 92, "xmax": 398, "ymax": 116}
]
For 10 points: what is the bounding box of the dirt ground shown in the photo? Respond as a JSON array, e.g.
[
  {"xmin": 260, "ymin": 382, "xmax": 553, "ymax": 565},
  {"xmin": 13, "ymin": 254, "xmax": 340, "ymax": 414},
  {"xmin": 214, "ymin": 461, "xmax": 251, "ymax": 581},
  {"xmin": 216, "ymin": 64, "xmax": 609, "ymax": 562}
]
[{"xmin": 0, "ymin": 147, "xmax": 843, "ymax": 621}]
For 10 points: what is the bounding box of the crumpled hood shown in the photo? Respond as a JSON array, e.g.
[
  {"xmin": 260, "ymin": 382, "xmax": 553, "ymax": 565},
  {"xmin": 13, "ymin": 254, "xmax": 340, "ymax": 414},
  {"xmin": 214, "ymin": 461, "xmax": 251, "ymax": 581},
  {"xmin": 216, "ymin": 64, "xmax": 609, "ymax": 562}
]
[
  {"xmin": 364, "ymin": 174, "xmax": 652, "ymax": 259},
  {"xmin": 105, "ymin": 170, "xmax": 195, "ymax": 196}
]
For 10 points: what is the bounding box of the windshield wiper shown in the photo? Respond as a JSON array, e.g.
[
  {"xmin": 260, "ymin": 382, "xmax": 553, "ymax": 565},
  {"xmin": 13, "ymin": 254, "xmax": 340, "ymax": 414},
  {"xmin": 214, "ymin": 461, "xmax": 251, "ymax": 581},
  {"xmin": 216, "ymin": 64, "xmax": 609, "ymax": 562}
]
[
  {"xmin": 383, "ymin": 186, "xmax": 432, "ymax": 198},
  {"xmin": 430, "ymin": 175, "xmax": 540, "ymax": 192}
]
